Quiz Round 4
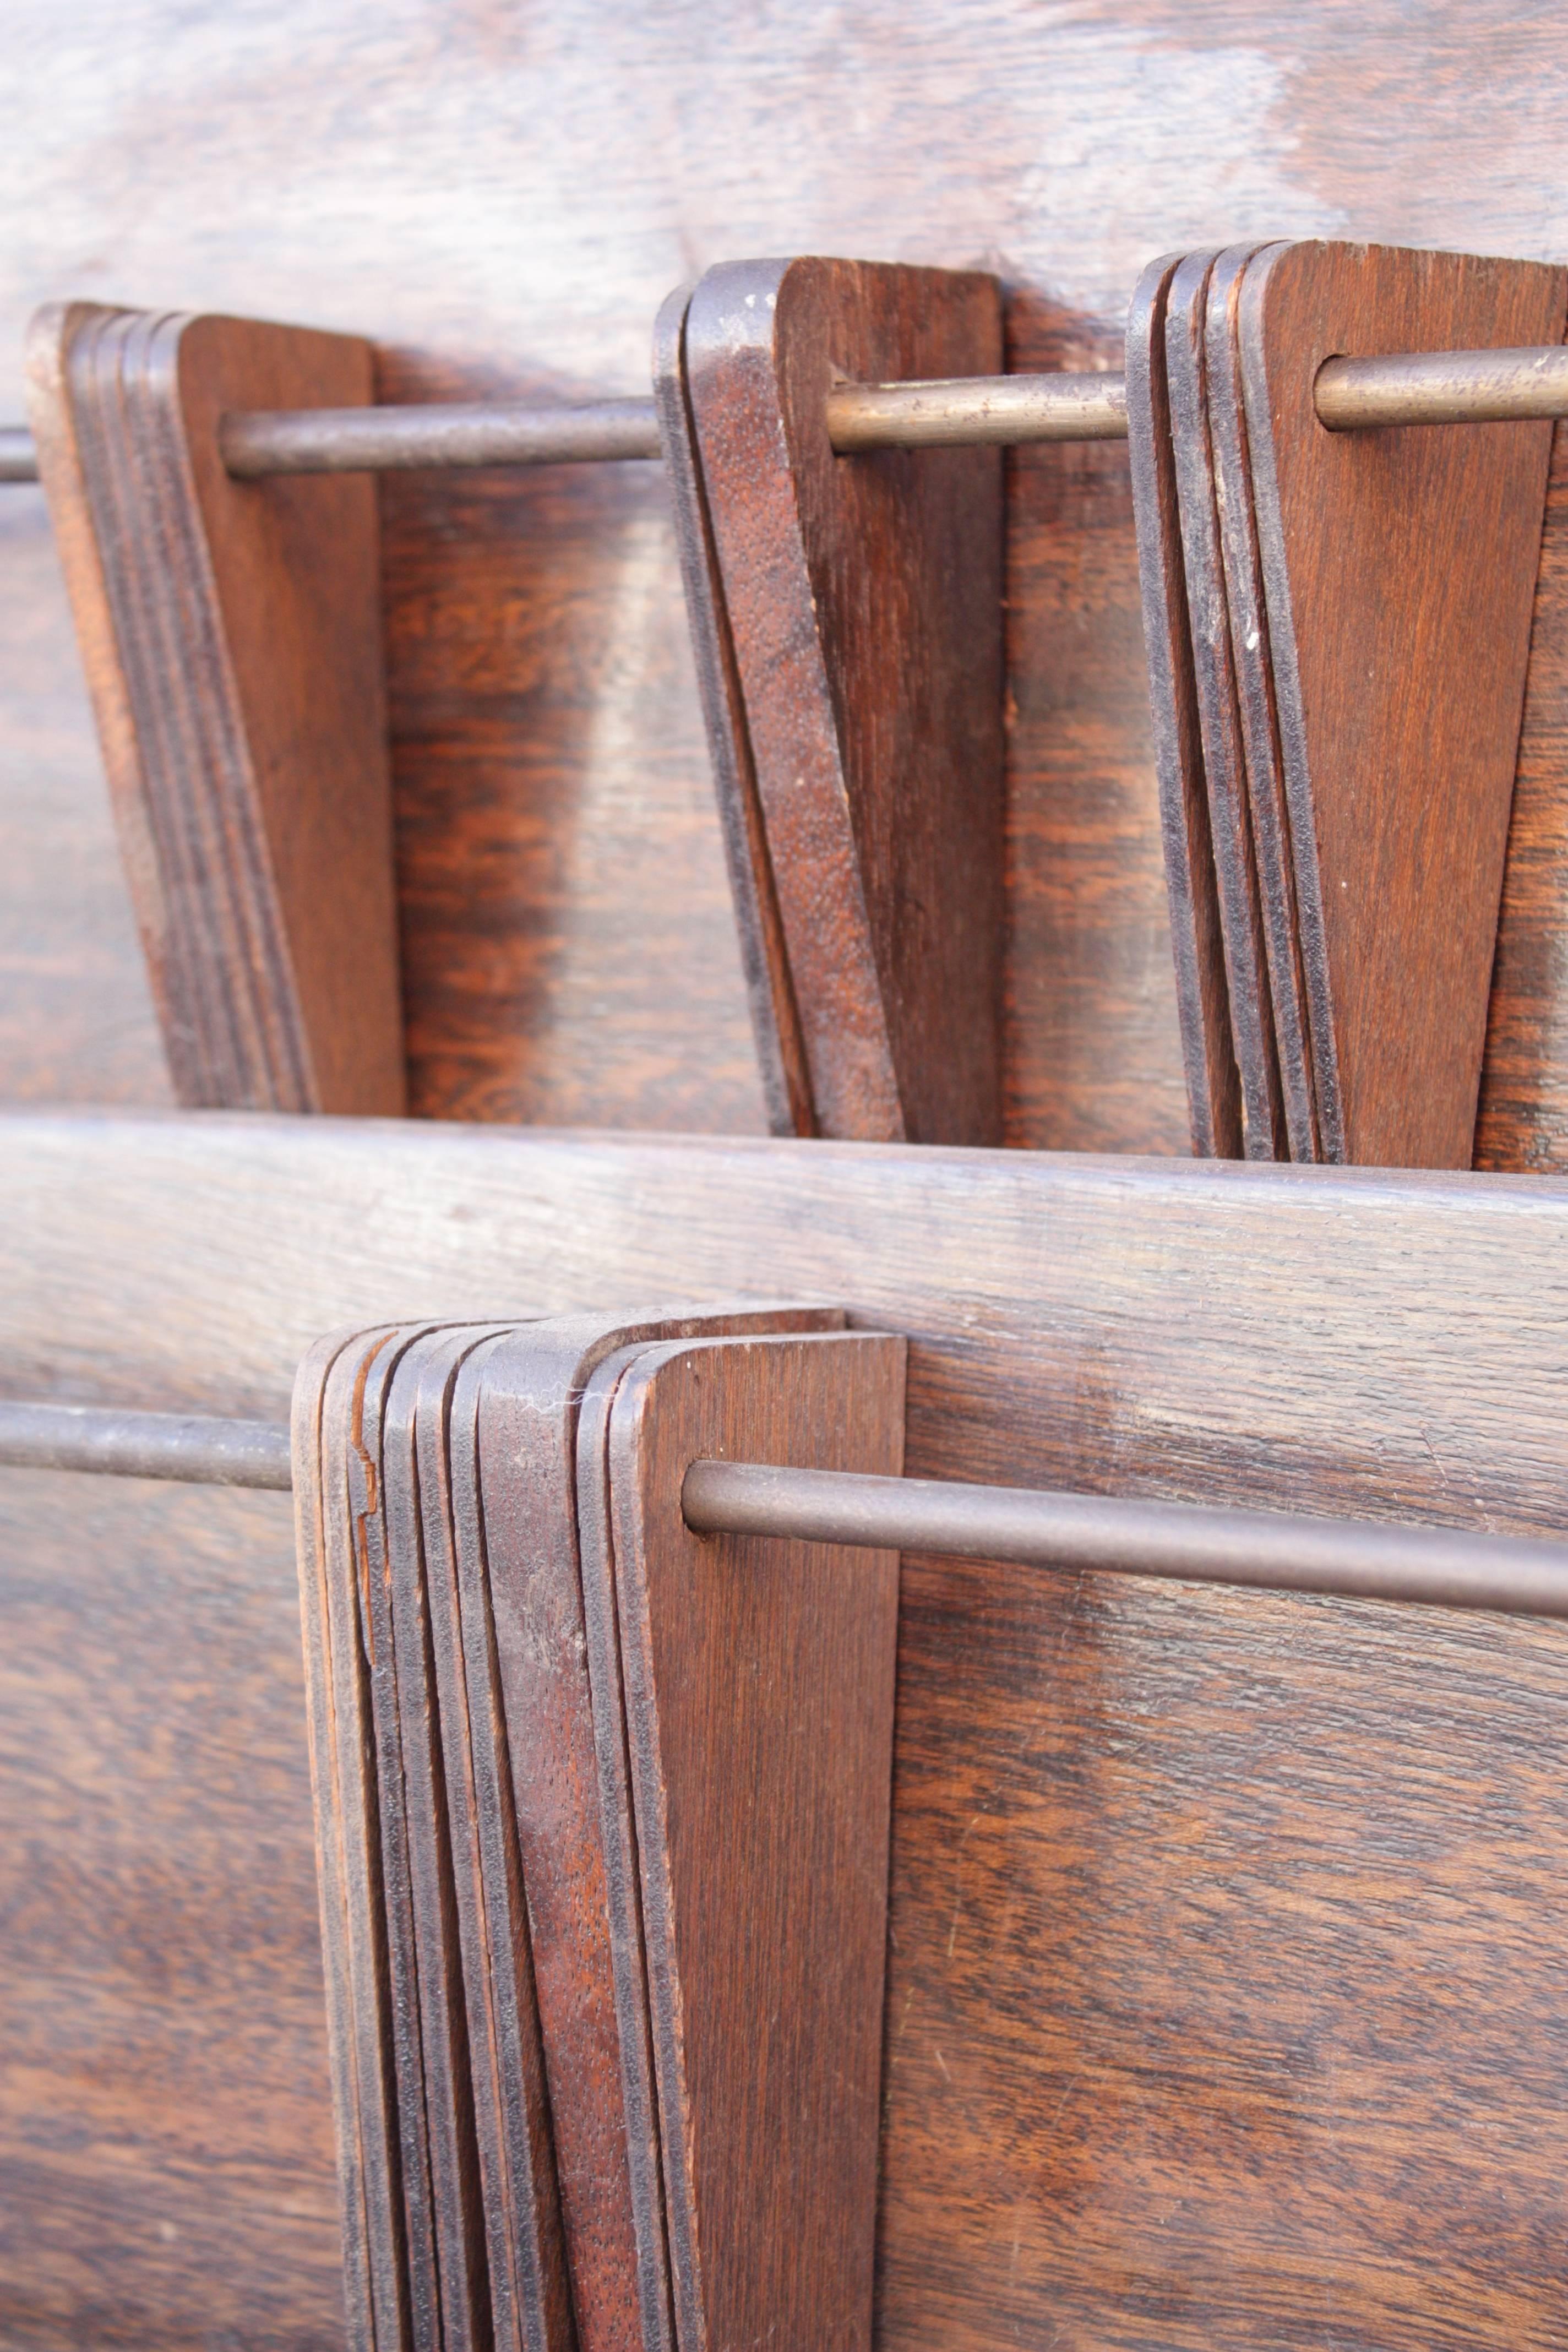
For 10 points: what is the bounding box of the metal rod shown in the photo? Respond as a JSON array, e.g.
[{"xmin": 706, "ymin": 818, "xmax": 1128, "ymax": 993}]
[
  {"xmin": 4, "ymin": 342, "xmax": 1568, "ymax": 483},
  {"xmin": 824, "ymin": 371, "xmax": 1129, "ymax": 448},
  {"xmin": 682, "ymin": 1461, "xmax": 1568, "ymax": 1621},
  {"xmin": 1313, "ymin": 345, "xmax": 1568, "ymax": 430},
  {"xmin": 219, "ymin": 395, "xmax": 663, "ymax": 477},
  {"xmin": 4, "ymin": 1403, "xmax": 1566, "ymax": 1624},
  {"xmin": 0, "ymin": 425, "xmax": 38, "ymax": 482},
  {"xmin": 0, "ymin": 1401, "xmax": 292, "ymax": 1489}
]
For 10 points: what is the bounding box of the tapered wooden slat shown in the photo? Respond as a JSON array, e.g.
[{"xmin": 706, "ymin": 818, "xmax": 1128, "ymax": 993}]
[
  {"xmin": 1240, "ymin": 241, "xmax": 1566, "ymax": 1166},
  {"xmin": 678, "ymin": 257, "xmax": 1004, "ymax": 1143},
  {"xmin": 578, "ymin": 1329, "xmax": 904, "ymax": 2352},
  {"xmin": 26, "ymin": 303, "xmax": 404, "ymax": 1114}
]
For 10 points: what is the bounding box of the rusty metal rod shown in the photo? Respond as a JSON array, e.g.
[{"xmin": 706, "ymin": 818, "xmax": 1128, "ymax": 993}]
[
  {"xmin": 3, "ymin": 1396, "xmax": 1566, "ymax": 1623},
  {"xmin": 0, "ymin": 1401, "xmax": 292, "ymax": 1489},
  {"xmin": 2, "ymin": 344, "xmax": 1567, "ymax": 481},
  {"xmin": 682, "ymin": 1460, "xmax": 1568, "ymax": 1621}
]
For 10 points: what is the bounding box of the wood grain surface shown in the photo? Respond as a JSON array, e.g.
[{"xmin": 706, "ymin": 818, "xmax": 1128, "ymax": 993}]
[
  {"xmin": 295, "ymin": 1322, "xmax": 421, "ymax": 2352},
  {"xmin": 9, "ymin": 1117, "xmax": 1568, "ymax": 2343},
  {"xmin": 1477, "ymin": 405, "xmax": 1568, "ymax": 1168},
  {"xmin": 683, "ymin": 258, "xmax": 1004, "ymax": 1143},
  {"xmin": 457, "ymin": 1305, "xmax": 838, "ymax": 2352},
  {"xmin": 7, "ymin": 6, "xmax": 1568, "ymax": 1157},
  {"xmin": 1241, "ymin": 239, "xmax": 1566, "ymax": 1166},
  {"xmin": 26, "ymin": 304, "xmax": 404, "ymax": 1114},
  {"xmin": 0, "ymin": 1463, "xmax": 341, "ymax": 2352},
  {"xmin": 417, "ymin": 1326, "xmax": 575, "ymax": 2352},
  {"xmin": 588, "ymin": 1332, "xmax": 903, "ymax": 2352},
  {"xmin": 653, "ymin": 286, "xmax": 810, "ymax": 1138},
  {"xmin": 8, "ymin": 1116, "xmax": 1568, "ymax": 2346}
]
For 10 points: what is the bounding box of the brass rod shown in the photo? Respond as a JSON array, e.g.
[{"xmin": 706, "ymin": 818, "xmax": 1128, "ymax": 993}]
[
  {"xmin": 1313, "ymin": 345, "xmax": 1568, "ymax": 429},
  {"xmin": 682, "ymin": 1460, "xmax": 1568, "ymax": 1622},
  {"xmin": 219, "ymin": 395, "xmax": 663, "ymax": 476},
  {"xmin": 3, "ymin": 343, "xmax": 1568, "ymax": 481}
]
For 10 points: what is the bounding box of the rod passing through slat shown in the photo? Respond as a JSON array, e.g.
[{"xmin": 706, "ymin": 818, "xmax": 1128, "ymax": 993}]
[
  {"xmin": 4, "ymin": 342, "xmax": 1568, "ymax": 480},
  {"xmin": 5, "ymin": 1397, "xmax": 1567, "ymax": 1621}
]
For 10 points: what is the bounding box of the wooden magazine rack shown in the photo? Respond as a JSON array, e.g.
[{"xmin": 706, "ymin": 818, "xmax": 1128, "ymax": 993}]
[{"xmin": 8, "ymin": 235, "xmax": 1568, "ymax": 2350}]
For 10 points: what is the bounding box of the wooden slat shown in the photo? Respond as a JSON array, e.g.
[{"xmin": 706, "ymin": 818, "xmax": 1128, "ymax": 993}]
[
  {"xmin": 1126, "ymin": 251, "xmax": 1240, "ymax": 1161},
  {"xmin": 8, "ymin": 1118, "xmax": 1568, "ymax": 2347},
  {"xmin": 25, "ymin": 304, "xmax": 404, "ymax": 1114},
  {"xmin": 583, "ymin": 1330, "xmax": 903, "ymax": 2352},
  {"xmin": 681, "ymin": 257, "xmax": 1005, "ymax": 1142},
  {"xmin": 1241, "ymin": 241, "xmax": 1566, "ymax": 1166}
]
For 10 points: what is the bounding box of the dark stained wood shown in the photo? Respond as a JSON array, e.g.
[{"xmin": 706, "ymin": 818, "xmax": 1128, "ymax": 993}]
[
  {"xmin": 26, "ymin": 302, "xmax": 404, "ymax": 1114},
  {"xmin": 652, "ymin": 286, "xmax": 810, "ymax": 1137},
  {"xmin": 421, "ymin": 1327, "xmax": 575, "ymax": 2352},
  {"xmin": 683, "ymin": 258, "xmax": 1004, "ymax": 1142},
  {"xmin": 14, "ymin": 8, "xmax": 1568, "ymax": 1161},
  {"xmin": 1166, "ymin": 249, "xmax": 1287, "ymax": 1161},
  {"xmin": 293, "ymin": 1322, "xmax": 416, "ymax": 2352},
  {"xmin": 1125, "ymin": 252, "xmax": 1240, "ymax": 1159},
  {"xmin": 1240, "ymin": 240, "xmax": 1565, "ymax": 1166},
  {"xmin": 380, "ymin": 1326, "xmax": 508, "ymax": 2352},
  {"xmin": 1477, "ymin": 403, "xmax": 1568, "ymax": 1170},
  {"xmin": 13, "ymin": 1118, "xmax": 1568, "ymax": 2346},
  {"xmin": 1207, "ymin": 242, "xmax": 1320, "ymax": 1161},
  {"xmin": 15, "ymin": 1117, "xmax": 1568, "ymax": 2345},
  {"xmin": 298, "ymin": 1315, "xmax": 570, "ymax": 2352},
  {"xmin": 580, "ymin": 1331, "xmax": 903, "ymax": 2352},
  {"xmin": 1001, "ymin": 295, "xmax": 1189, "ymax": 1156},
  {"xmin": 0, "ymin": 1462, "xmax": 341, "ymax": 2352},
  {"xmin": 459, "ymin": 1305, "xmax": 839, "ymax": 2352}
]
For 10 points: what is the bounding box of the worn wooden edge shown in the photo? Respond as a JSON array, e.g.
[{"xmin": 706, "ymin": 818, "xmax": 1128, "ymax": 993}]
[
  {"xmin": 1125, "ymin": 251, "xmax": 1243, "ymax": 1160},
  {"xmin": 441, "ymin": 1326, "xmax": 579, "ymax": 2352},
  {"xmin": 26, "ymin": 299, "xmax": 404, "ymax": 1116},
  {"xmin": 289, "ymin": 1325, "xmax": 385, "ymax": 2352},
  {"xmin": 300, "ymin": 1321, "xmax": 415, "ymax": 2352},
  {"xmin": 652, "ymin": 282, "xmax": 811, "ymax": 1139},
  {"xmin": 1206, "ymin": 239, "xmax": 1320, "ymax": 1162},
  {"xmin": 25, "ymin": 304, "xmax": 178, "ymax": 1067},
  {"xmin": 383, "ymin": 1322, "xmax": 511, "ymax": 2352},
  {"xmin": 1166, "ymin": 250, "xmax": 1288, "ymax": 1159},
  {"xmin": 684, "ymin": 257, "xmax": 903, "ymax": 1141},
  {"xmin": 1238, "ymin": 246, "xmax": 1353, "ymax": 1163}
]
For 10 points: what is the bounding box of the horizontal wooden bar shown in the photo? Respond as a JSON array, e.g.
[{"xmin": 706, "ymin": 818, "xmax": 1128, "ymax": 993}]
[
  {"xmin": 2, "ymin": 1114, "xmax": 1564, "ymax": 1577},
  {"xmin": 3, "ymin": 341, "xmax": 1566, "ymax": 480}
]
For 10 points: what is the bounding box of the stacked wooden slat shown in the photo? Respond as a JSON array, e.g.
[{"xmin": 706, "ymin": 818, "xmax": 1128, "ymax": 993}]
[
  {"xmin": 656, "ymin": 257, "xmax": 1005, "ymax": 1145},
  {"xmin": 1130, "ymin": 239, "xmax": 1567, "ymax": 1166},
  {"xmin": 293, "ymin": 1308, "xmax": 904, "ymax": 2352}
]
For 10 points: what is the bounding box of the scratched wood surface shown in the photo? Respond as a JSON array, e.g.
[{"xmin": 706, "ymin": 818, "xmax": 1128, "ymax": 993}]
[
  {"xmin": 2, "ymin": 3, "xmax": 1568, "ymax": 1156},
  {"xmin": 6, "ymin": 1118, "xmax": 1568, "ymax": 2345}
]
